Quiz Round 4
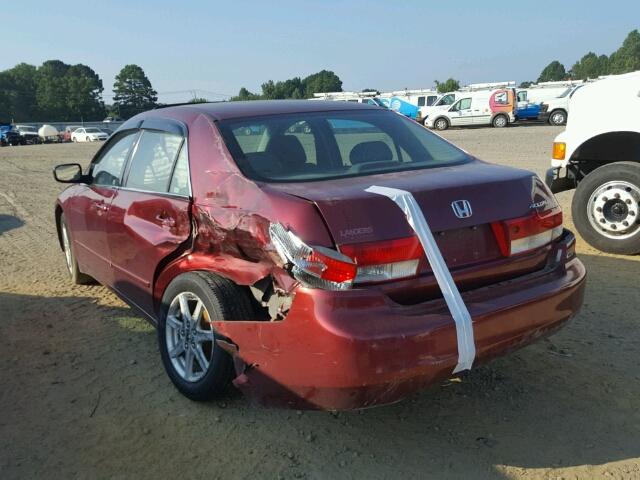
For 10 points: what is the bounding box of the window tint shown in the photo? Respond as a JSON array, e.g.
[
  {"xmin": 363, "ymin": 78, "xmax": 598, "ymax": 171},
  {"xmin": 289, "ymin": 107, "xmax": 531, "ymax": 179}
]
[
  {"xmin": 417, "ymin": 96, "xmax": 426, "ymax": 107},
  {"xmin": 125, "ymin": 130, "xmax": 183, "ymax": 193},
  {"xmin": 169, "ymin": 144, "xmax": 190, "ymax": 196},
  {"xmin": 92, "ymin": 132, "xmax": 138, "ymax": 186},
  {"xmin": 218, "ymin": 110, "xmax": 468, "ymax": 183}
]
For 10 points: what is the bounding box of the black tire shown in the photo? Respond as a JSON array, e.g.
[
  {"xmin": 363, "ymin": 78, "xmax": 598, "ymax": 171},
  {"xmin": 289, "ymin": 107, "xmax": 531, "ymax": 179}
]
[
  {"xmin": 60, "ymin": 214, "xmax": 94, "ymax": 284},
  {"xmin": 434, "ymin": 117, "xmax": 449, "ymax": 131},
  {"xmin": 158, "ymin": 271, "xmax": 255, "ymax": 401},
  {"xmin": 492, "ymin": 114, "xmax": 509, "ymax": 128},
  {"xmin": 549, "ymin": 109, "xmax": 567, "ymax": 126},
  {"xmin": 571, "ymin": 162, "xmax": 640, "ymax": 255}
]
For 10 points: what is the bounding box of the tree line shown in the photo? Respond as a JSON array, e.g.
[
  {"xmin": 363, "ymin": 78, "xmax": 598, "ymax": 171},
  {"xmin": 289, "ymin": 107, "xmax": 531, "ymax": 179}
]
[
  {"xmin": 0, "ymin": 62, "xmax": 158, "ymax": 122},
  {"xmin": 526, "ymin": 29, "xmax": 640, "ymax": 86}
]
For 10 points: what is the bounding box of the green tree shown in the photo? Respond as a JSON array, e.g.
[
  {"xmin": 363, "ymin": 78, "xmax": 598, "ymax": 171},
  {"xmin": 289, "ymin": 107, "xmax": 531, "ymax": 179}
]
[
  {"xmin": 302, "ymin": 70, "xmax": 342, "ymax": 97},
  {"xmin": 36, "ymin": 60, "xmax": 71, "ymax": 120},
  {"xmin": 231, "ymin": 87, "xmax": 262, "ymax": 101},
  {"xmin": 434, "ymin": 78, "xmax": 460, "ymax": 93},
  {"xmin": 571, "ymin": 52, "xmax": 609, "ymax": 80},
  {"xmin": 113, "ymin": 64, "xmax": 158, "ymax": 119},
  {"xmin": 189, "ymin": 97, "xmax": 209, "ymax": 104},
  {"xmin": 6, "ymin": 63, "xmax": 38, "ymax": 121},
  {"xmin": 65, "ymin": 64, "xmax": 105, "ymax": 120},
  {"xmin": 537, "ymin": 61, "xmax": 567, "ymax": 82},
  {"xmin": 609, "ymin": 29, "xmax": 640, "ymax": 74},
  {"xmin": 518, "ymin": 81, "xmax": 533, "ymax": 88}
]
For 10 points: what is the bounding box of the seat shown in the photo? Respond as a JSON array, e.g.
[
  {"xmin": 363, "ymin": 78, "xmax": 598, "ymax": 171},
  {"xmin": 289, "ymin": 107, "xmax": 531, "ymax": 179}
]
[
  {"xmin": 349, "ymin": 141, "xmax": 393, "ymax": 165},
  {"xmin": 265, "ymin": 135, "xmax": 308, "ymax": 170}
]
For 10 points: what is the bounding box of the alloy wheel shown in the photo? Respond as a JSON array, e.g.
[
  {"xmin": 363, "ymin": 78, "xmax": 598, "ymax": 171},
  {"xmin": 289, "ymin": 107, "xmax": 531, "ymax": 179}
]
[{"xmin": 165, "ymin": 292, "xmax": 215, "ymax": 382}]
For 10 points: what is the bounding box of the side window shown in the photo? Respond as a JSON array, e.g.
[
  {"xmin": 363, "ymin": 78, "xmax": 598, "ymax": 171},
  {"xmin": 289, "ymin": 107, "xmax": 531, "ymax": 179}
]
[
  {"xmin": 441, "ymin": 94, "xmax": 455, "ymax": 105},
  {"xmin": 91, "ymin": 132, "xmax": 138, "ymax": 187},
  {"xmin": 450, "ymin": 100, "xmax": 462, "ymax": 112},
  {"xmin": 125, "ymin": 130, "xmax": 183, "ymax": 193},
  {"xmin": 517, "ymin": 91, "xmax": 527, "ymax": 102},
  {"xmin": 459, "ymin": 98, "xmax": 472, "ymax": 110},
  {"xmin": 417, "ymin": 96, "xmax": 426, "ymax": 107},
  {"xmin": 427, "ymin": 95, "xmax": 438, "ymax": 106},
  {"xmin": 169, "ymin": 143, "xmax": 190, "ymax": 196}
]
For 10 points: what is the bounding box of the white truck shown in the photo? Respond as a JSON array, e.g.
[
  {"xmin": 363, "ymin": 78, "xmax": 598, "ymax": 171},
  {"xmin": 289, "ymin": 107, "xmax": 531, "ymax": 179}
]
[{"xmin": 546, "ymin": 71, "xmax": 640, "ymax": 254}]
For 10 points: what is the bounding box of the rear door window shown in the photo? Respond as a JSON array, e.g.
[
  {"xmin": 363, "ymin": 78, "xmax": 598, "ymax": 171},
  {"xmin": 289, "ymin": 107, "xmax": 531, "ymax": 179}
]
[
  {"xmin": 125, "ymin": 131, "xmax": 183, "ymax": 193},
  {"xmin": 168, "ymin": 143, "xmax": 191, "ymax": 196}
]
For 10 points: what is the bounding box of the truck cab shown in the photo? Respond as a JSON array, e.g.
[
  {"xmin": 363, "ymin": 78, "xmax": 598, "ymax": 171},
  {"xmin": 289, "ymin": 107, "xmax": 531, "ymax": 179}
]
[{"xmin": 546, "ymin": 71, "xmax": 640, "ymax": 254}]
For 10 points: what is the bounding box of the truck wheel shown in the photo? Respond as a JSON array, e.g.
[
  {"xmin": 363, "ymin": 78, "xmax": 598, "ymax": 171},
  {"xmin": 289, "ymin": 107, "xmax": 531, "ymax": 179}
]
[
  {"xmin": 158, "ymin": 272, "xmax": 255, "ymax": 401},
  {"xmin": 572, "ymin": 162, "xmax": 640, "ymax": 254},
  {"xmin": 434, "ymin": 118, "xmax": 449, "ymax": 131},
  {"xmin": 492, "ymin": 114, "xmax": 508, "ymax": 128},
  {"xmin": 549, "ymin": 110, "xmax": 567, "ymax": 126}
]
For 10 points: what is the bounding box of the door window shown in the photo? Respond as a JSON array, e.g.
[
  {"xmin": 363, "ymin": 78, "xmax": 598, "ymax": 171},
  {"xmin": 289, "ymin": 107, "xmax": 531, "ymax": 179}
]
[
  {"xmin": 168, "ymin": 143, "xmax": 191, "ymax": 196},
  {"xmin": 459, "ymin": 98, "xmax": 472, "ymax": 110},
  {"xmin": 91, "ymin": 132, "xmax": 138, "ymax": 187},
  {"xmin": 438, "ymin": 94, "xmax": 455, "ymax": 106},
  {"xmin": 125, "ymin": 131, "xmax": 183, "ymax": 193}
]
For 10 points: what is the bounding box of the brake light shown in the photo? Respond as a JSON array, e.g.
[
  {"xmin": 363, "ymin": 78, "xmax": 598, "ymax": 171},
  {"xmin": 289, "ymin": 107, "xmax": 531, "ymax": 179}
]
[
  {"xmin": 269, "ymin": 223, "xmax": 423, "ymax": 290},
  {"xmin": 340, "ymin": 236, "xmax": 422, "ymax": 284},
  {"xmin": 491, "ymin": 209, "xmax": 563, "ymax": 257}
]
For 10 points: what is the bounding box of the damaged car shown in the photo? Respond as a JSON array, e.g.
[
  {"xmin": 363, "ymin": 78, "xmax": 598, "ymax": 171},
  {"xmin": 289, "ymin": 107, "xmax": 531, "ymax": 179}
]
[{"xmin": 53, "ymin": 100, "xmax": 586, "ymax": 410}]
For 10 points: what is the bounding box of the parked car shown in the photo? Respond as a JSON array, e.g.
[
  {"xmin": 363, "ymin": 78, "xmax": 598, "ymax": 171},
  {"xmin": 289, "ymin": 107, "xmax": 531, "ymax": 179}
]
[
  {"xmin": 515, "ymin": 102, "xmax": 542, "ymax": 121},
  {"xmin": 425, "ymin": 88, "xmax": 516, "ymax": 130},
  {"xmin": 16, "ymin": 125, "xmax": 41, "ymax": 144},
  {"xmin": 62, "ymin": 126, "xmax": 82, "ymax": 143},
  {"xmin": 0, "ymin": 123, "xmax": 22, "ymax": 146},
  {"xmin": 54, "ymin": 100, "xmax": 586, "ymax": 410},
  {"xmin": 546, "ymin": 71, "xmax": 640, "ymax": 254},
  {"xmin": 539, "ymin": 85, "xmax": 584, "ymax": 126},
  {"xmin": 71, "ymin": 127, "xmax": 109, "ymax": 142},
  {"xmin": 103, "ymin": 116, "xmax": 123, "ymax": 123}
]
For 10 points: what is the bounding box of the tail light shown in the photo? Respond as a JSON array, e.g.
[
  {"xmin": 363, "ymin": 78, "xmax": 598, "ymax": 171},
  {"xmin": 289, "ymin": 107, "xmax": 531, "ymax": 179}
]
[
  {"xmin": 269, "ymin": 223, "xmax": 422, "ymax": 290},
  {"xmin": 491, "ymin": 208, "xmax": 563, "ymax": 257}
]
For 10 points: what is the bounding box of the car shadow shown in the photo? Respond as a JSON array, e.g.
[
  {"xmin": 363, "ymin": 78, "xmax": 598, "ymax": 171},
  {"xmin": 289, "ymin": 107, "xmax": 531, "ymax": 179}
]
[
  {"xmin": 0, "ymin": 214, "xmax": 24, "ymax": 235},
  {"xmin": 2, "ymin": 250, "xmax": 638, "ymax": 479}
]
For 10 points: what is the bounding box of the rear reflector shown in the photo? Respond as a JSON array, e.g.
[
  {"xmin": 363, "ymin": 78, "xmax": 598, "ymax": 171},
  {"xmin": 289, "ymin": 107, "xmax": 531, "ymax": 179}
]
[{"xmin": 491, "ymin": 208, "xmax": 563, "ymax": 256}]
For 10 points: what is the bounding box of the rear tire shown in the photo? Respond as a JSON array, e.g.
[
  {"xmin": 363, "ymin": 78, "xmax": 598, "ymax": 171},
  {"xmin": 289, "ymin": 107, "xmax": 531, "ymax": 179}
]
[
  {"xmin": 492, "ymin": 114, "xmax": 508, "ymax": 128},
  {"xmin": 158, "ymin": 272, "xmax": 256, "ymax": 401},
  {"xmin": 434, "ymin": 117, "xmax": 449, "ymax": 131},
  {"xmin": 60, "ymin": 214, "xmax": 94, "ymax": 284},
  {"xmin": 549, "ymin": 109, "xmax": 567, "ymax": 126},
  {"xmin": 571, "ymin": 162, "xmax": 640, "ymax": 255}
]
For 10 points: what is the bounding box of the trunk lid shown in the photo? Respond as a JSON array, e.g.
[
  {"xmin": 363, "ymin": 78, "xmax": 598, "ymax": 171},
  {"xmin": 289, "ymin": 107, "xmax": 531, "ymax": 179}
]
[{"xmin": 264, "ymin": 160, "xmax": 555, "ymax": 271}]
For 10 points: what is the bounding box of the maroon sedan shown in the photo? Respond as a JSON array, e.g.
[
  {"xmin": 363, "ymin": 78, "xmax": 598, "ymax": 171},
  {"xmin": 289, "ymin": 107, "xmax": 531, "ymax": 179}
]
[{"xmin": 53, "ymin": 101, "xmax": 586, "ymax": 410}]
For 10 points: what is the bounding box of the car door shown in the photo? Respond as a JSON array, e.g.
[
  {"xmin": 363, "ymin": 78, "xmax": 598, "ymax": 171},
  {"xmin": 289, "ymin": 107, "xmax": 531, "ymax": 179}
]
[
  {"xmin": 106, "ymin": 121, "xmax": 192, "ymax": 318},
  {"xmin": 66, "ymin": 131, "xmax": 139, "ymax": 284},
  {"xmin": 449, "ymin": 98, "xmax": 473, "ymax": 126}
]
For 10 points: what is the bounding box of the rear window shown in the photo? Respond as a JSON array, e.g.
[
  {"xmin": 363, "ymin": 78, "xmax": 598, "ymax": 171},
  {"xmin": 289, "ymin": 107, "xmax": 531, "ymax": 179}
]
[{"xmin": 218, "ymin": 110, "xmax": 468, "ymax": 183}]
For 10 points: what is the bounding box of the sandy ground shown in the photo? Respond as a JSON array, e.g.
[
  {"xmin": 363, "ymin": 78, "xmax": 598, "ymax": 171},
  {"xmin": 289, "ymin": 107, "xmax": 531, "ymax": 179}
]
[{"xmin": 0, "ymin": 126, "xmax": 639, "ymax": 480}]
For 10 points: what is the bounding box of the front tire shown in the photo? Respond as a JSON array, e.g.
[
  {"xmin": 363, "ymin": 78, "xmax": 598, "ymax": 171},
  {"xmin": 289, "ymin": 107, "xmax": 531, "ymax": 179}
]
[
  {"xmin": 158, "ymin": 272, "xmax": 256, "ymax": 401},
  {"xmin": 60, "ymin": 214, "xmax": 94, "ymax": 284},
  {"xmin": 571, "ymin": 162, "xmax": 640, "ymax": 255},
  {"xmin": 549, "ymin": 109, "xmax": 567, "ymax": 126},
  {"xmin": 434, "ymin": 117, "xmax": 449, "ymax": 131}
]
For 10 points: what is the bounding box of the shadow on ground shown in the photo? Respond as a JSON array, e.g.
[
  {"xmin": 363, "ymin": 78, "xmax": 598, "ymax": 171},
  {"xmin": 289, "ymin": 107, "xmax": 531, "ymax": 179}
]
[{"xmin": 0, "ymin": 214, "xmax": 24, "ymax": 235}]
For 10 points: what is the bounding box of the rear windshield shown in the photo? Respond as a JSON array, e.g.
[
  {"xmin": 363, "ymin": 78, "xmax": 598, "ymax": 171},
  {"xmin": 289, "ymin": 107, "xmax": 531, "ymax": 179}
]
[{"xmin": 217, "ymin": 110, "xmax": 469, "ymax": 182}]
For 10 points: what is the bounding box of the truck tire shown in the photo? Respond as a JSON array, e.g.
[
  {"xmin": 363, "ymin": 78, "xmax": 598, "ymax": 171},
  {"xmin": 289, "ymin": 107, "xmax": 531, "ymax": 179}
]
[
  {"xmin": 434, "ymin": 117, "xmax": 449, "ymax": 131},
  {"xmin": 492, "ymin": 114, "xmax": 508, "ymax": 128},
  {"xmin": 158, "ymin": 271, "xmax": 255, "ymax": 401},
  {"xmin": 549, "ymin": 109, "xmax": 567, "ymax": 126},
  {"xmin": 571, "ymin": 162, "xmax": 640, "ymax": 254}
]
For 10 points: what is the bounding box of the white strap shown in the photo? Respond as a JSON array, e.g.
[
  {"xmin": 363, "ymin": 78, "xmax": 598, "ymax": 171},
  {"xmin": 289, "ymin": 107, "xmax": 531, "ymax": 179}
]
[{"xmin": 366, "ymin": 185, "xmax": 476, "ymax": 373}]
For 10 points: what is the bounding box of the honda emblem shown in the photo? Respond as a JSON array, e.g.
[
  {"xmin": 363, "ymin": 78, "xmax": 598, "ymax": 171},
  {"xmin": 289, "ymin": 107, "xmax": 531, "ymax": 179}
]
[{"xmin": 451, "ymin": 200, "xmax": 473, "ymax": 219}]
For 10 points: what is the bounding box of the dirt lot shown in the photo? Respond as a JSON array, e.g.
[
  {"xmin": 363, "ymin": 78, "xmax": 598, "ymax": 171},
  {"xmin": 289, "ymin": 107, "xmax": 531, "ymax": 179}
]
[{"xmin": 1, "ymin": 126, "xmax": 639, "ymax": 480}]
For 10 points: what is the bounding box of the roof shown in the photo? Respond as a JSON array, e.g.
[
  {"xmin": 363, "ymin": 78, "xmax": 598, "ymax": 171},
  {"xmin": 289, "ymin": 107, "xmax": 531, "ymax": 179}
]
[{"xmin": 154, "ymin": 99, "xmax": 380, "ymax": 121}]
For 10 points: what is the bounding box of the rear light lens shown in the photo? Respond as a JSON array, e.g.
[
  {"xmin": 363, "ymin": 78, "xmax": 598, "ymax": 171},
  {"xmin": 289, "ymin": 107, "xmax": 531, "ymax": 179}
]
[
  {"xmin": 552, "ymin": 142, "xmax": 566, "ymax": 160},
  {"xmin": 269, "ymin": 223, "xmax": 423, "ymax": 290},
  {"xmin": 491, "ymin": 208, "xmax": 563, "ymax": 257}
]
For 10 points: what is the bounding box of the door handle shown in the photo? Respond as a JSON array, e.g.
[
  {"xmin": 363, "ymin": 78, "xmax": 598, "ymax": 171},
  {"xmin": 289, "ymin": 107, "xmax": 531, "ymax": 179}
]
[
  {"xmin": 156, "ymin": 212, "xmax": 176, "ymax": 228},
  {"xmin": 93, "ymin": 201, "xmax": 108, "ymax": 212}
]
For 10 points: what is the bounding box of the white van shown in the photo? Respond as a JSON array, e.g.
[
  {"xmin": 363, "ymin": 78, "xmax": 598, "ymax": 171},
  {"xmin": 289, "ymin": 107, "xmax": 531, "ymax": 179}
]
[
  {"xmin": 425, "ymin": 88, "xmax": 516, "ymax": 130},
  {"xmin": 517, "ymin": 80, "xmax": 584, "ymax": 105},
  {"xmin": 546, "ymin": 71, "xmax": 640, "ymax": 254}
]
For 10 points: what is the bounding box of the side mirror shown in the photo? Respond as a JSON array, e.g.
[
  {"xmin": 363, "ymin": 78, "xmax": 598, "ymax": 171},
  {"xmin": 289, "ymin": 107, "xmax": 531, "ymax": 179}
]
[{"xmin": 53, "ymin": 163, "xmax": 85, "ymax": 183}]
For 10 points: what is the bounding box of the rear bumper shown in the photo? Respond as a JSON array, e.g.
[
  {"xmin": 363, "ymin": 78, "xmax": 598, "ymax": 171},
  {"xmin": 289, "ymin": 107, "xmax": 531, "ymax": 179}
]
[{"xmin": 213, "ymin": 232, "xmax": 586, "ymax": 410}]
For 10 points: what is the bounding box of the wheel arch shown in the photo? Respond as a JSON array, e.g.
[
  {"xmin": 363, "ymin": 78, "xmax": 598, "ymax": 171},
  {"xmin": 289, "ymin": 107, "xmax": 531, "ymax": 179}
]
[{"xmin": 570, "ymin": 130, "xmax": 640, "ymax": 180}]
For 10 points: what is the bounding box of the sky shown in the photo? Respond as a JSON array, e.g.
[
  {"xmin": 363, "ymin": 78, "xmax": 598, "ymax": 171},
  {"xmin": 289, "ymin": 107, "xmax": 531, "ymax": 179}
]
[{"xmin": 2, "ymin": 0, "xmax": 639, "ymax": 103}]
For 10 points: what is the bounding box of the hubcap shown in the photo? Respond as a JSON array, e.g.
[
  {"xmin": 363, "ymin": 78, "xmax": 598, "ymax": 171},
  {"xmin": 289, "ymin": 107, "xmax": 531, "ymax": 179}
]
[
  {"xmin": 61, "ymin": 224, "xmax": 73, "ymax": 274},
  {"xmin": 436, "ymin": 120, "xmax": 446, "ymax": 129},
  {"xmin": 552, "ymin": 112, "xmax": 565, "ymax": 124},
  {"xmin": 495, "ymin": 117, "xmax": 506, "ymax": 127},
  {"xmin": 588, "ymin": 180, "xmax": 640, "ymax": 240},
  {"xmin": 165, "ymin": 292, "xmax": 215, "ymax": 382}
]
